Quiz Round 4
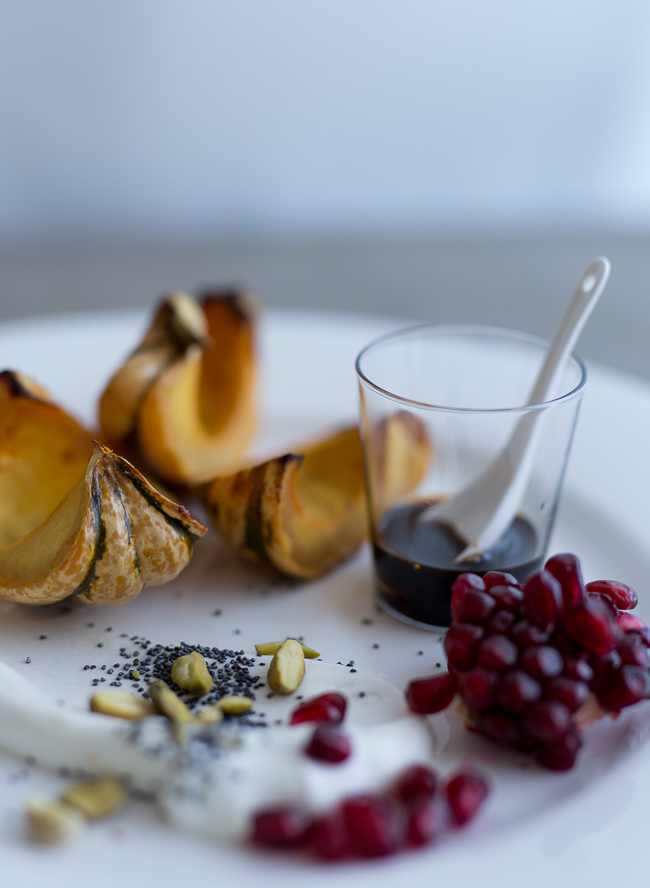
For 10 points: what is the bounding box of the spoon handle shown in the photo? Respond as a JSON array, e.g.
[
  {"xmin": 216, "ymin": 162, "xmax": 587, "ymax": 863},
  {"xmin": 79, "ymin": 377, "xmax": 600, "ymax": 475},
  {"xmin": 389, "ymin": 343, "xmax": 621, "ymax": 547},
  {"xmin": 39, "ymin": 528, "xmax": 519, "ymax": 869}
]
[
  {"xmin": 419, "ymin": 257, "xmax": 610, "ymax": 563},
  {"xmin": 528, "ymin": 257, "xmax": 610, "ymax": 405}
]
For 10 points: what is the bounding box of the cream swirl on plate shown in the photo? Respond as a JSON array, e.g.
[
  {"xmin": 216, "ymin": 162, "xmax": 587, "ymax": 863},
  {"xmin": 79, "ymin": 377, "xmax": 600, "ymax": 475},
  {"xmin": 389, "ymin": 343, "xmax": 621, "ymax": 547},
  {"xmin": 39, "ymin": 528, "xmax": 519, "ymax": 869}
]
[{"xmin": 0, "ymin": 659, "xmax": 433, "ymax": 841}]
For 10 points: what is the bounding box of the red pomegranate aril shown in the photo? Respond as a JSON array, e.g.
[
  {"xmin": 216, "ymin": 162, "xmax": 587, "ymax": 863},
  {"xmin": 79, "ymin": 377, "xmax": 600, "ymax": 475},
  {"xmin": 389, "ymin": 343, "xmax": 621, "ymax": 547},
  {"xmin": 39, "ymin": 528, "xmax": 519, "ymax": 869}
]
[
  {"xmin": 342, "ymin": 795, "xmax": 402, "ymax": 858},
  {"xmin": 552, "ymin": 631, "xmax": 583, "ymax": 657},
  {"xmin": 451, "ymin": 572, "xmax": 486, "ymax": 594},
  {"xmin": 520, "ymin": 645, "xmax": 564, "ymax": 682},
  {"xmin": 597, "ymin": 664, "xmax": 650, "ymax": 711},
  {"xmin": 616, "ymin": 612, "xmax": 647, "ymax": 633},
  {"xmin": 510, "ymin": 619, "xmax": 550, "ymax": 649},
  {"xmin": 445, "ymin": 771, "xmax": 489, "ymax": 826},
  {"xmin": 394, "ymin": 763, "xmax": 438, "ymax": 804},
  {"xmin": 563, "ymin": 598, "xmax": 620, "ymax": 655},
  {"xmin": 586, "ymin": 579, "xmax": 638, "ymax": 611},
  {"xmin": 477, "ymin": 634, "xmax": 518, "ymax": 671},
  {"xmin": 489, "ymin": 583, "xmax": 524, "ymax": 612},
  {"xmin": 617, "ymin": 635, "xmax": 650, "ymax": 668},
  {"xmin": 536, "ymin": 748, "xmax": 578, "ymax": 772},
  {"xmin": 451, "ymin": 589, "xmax": 496, "ymax": 625},
  {"xmin": 309, "ymin": 813, "xmax": 354, "ymax": 860},
  {"xmin": 406, "ymin": 672, "xmax": 458, "ymax": 715},
  {"xmin": 562, "ymin": 655, "xmax": 594, "ymax": 683},
  {"xmin": 476, "ymin": 709, "xmax": 521, "ymax": 745},
  {"xmin": 535, "ymin": 728, "xmax": 582, "ymax": 771},
  {"xmin": 406, "ymin": 795, "xmax": 451, "ymax": 847},
  {"xmin": 545, "ymin": 552, "xmax": 586, "ymax": 608},
  {"xmin": 522, "ymin": 570, "xmax": 562, "ymax": 631},
  {"xmin": 589, "ymin": 649, "xmax": 622, "ymax": 693},
  {"xmin": 444, "ymin": 622, "xmax": 485, "ymax": 670},
  {"xmin": 523, "ymin": 699, "xmax": 572, "ymax": 743},
  {"xmin": 458, "ymin": 668, "xmax": 498, "ymax": 711},
  {"xmin": 482, "ymin": 571, "xmax": 519, "ymax": 590},
  {"xmin": 512, "ymin": 733, "xmax": 537, "ymax": 754},
  {"xmin": 496, "ymin": 670, "xmax": 542, "ymax": 712},
  {"xmin": 290, "ymin": 692, "xmax": 347, "ymax": 726},
  {"xmin": 546, "ymin": 677, "xmax": 590, "ymax": 712},
  {"xmin": 450, "ymin": 573, "xmax": 487, "ymax": 618},
  {"xmin": 487, "ymin": 609, "xmax": 516, "ymax": 635},
  {"xmin": 627, "ymin": 626, "xmax": 650, "ymax": 648},
  {"xmin": 587, "ymin": 591, "xmax": 619, "ymax": 620},
  {"xmin": 251, "ymin": 805, "xmax": 312, "ymax": 848},
  {"xmin": 305, "ymin": 725, "xmax": 352, "ymax": 763}
]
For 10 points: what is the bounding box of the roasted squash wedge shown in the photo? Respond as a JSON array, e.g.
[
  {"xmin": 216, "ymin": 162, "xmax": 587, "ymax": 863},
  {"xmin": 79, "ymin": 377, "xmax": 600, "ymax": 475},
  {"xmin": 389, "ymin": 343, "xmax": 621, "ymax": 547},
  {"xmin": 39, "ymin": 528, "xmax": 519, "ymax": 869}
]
[
  {"xmin": 98, "ymin": 289, "xmax": 258, "ymax": 486},
  {"xmin": 202, "ymin": 413, "xmax": 430, "ymax": 579},
  {"xmin": 0, "ymin": 370, "xmax": 206, "ymax": 605}
]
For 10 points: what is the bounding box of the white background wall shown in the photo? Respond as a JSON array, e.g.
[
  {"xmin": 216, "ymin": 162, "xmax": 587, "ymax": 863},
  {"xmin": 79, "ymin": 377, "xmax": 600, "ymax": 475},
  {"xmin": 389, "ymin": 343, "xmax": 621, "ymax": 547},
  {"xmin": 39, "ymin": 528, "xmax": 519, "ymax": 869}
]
[
  {"xmin": 2, "ymin": 1, "xmax": 650, "ymax": 385},
  {"xmin": 2, "ymin": 0, "xmax": 650, "ymax": 242}
]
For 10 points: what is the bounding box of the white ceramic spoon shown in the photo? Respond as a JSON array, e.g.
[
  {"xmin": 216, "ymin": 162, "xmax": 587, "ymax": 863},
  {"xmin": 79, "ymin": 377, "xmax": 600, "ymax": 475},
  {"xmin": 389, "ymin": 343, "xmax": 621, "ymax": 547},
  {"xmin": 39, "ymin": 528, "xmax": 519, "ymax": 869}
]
[{"xmin": 419, "ymin": 257, "xmax": 611, "ymax": 562}]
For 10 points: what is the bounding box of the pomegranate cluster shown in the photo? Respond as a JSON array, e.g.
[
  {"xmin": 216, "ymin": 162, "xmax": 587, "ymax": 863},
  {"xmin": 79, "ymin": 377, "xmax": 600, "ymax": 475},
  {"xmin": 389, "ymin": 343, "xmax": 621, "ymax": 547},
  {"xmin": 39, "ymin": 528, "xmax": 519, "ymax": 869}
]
[
  {"xmin": 250, "ymin": 691, "xmax": 489, "ymax": 860},
  {"xmin": 406, "ymin": 553, "xmax": 650, "ymax": 771}
]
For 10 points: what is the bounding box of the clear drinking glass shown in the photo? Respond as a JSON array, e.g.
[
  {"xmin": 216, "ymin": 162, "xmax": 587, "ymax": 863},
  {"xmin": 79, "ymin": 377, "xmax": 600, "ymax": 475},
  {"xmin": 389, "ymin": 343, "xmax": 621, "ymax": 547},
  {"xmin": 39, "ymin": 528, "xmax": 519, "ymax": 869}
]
[{"xmin": 356, "ymin": 324, "xmax": 587, "ymax": 630}]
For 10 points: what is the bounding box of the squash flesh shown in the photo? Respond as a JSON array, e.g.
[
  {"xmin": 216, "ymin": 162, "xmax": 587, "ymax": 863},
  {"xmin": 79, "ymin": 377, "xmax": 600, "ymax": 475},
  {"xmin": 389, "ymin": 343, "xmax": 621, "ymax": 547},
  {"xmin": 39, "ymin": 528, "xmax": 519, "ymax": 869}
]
[
  {"xmin": 99, "ymin": 291, "xmax": 258, "ymax": 486},
  {"xmin": 0, "ymin": 384, "xmax": 93, "ymax": 546},
  {"xmin": 0, "ymin": 479, "xmax": 92, "ymax": 594},
  {"xmin": 0, "ymin": 372, "xmax": 206, "ymax": 605},
  {"xmin": 97, "ymin": 342, "xmax": 177, "ymax": 441},
  {"xmin": 292, "ymin": 426, "xmax": 365, "ymax": 522},
  {"xmin": 198, "ymin": 296, "xmax": 257, "ymax": 433},
  {"xmin": 203, "ymin": 415, "xmax": 431, "ymax": 580},
  {"xmin": 284, "ymin": 427, "xmax": 366, "ymax": 573}
]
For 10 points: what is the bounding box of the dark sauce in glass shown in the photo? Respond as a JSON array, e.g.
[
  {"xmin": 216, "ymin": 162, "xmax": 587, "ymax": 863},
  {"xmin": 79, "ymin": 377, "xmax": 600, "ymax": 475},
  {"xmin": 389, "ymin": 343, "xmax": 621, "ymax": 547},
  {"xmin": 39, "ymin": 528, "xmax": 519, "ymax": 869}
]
[{"xmin": 373, "ymin": 501, "xmax": 543, "ymax": 629}]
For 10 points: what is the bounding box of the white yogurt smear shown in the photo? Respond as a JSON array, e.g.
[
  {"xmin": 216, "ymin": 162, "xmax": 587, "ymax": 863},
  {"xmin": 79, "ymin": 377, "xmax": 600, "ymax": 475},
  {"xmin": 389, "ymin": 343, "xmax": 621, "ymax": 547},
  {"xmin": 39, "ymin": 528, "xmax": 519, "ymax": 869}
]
[{"xmin": 0, "ymin": 658, "xmax": 433, "ymax": 841}]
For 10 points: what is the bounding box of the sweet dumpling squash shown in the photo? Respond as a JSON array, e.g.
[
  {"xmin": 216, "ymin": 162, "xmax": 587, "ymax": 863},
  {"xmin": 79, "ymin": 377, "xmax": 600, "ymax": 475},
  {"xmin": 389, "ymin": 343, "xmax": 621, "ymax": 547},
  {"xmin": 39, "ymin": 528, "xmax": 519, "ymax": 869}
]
[
  {"xmin": 202, "ymin": 413, "xmax": 430, "ymax": 580},
  {"xmin": 0, "ymin": 370, "xmax": 206, "ymax": 605},
  {"xmin": 98, "ymin": 290, "xmax": 258, "ymax": 486}
]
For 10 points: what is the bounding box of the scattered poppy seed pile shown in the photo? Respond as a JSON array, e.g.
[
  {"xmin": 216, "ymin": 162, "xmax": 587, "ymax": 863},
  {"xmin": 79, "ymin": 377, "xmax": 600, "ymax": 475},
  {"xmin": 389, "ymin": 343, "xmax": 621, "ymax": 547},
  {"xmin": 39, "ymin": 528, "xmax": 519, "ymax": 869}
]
[{"xmin": 84, "ymin": 635, "xmax": 265, "ymax": 724}]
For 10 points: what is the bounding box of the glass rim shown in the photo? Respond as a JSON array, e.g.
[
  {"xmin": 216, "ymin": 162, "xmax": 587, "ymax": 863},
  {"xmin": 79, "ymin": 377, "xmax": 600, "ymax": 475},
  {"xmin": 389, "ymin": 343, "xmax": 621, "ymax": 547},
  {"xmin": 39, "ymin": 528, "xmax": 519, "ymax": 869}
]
[{"xmin": 355, "ymin": 322, "xmax": 587, "ymax": 414}]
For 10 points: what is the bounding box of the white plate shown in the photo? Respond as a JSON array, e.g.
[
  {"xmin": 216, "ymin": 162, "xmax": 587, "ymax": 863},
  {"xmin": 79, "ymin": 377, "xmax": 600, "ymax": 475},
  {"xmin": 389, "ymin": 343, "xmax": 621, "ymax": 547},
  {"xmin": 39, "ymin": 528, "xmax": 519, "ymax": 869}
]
[{"xmin": 1, "ymin": 308, "xmax": 650, "ymax": 888}]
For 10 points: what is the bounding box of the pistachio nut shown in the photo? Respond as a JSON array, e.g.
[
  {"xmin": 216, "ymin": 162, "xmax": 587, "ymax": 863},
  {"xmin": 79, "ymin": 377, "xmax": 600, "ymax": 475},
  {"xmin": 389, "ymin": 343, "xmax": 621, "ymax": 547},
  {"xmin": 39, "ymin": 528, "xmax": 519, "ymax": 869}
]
[
  {"xmin": 90, "ymin": 690, "xmax": 155, "ymax": 720},
  {"xmin": 26, "ymin": 798, "xmax": 85, "ymax": 844},
  {"xmin": 170, "ymin": 651, "xmax": 214, "ymax": 697},
  {"xmin": 267, "ymin": 638, "xmax": 306, "ymax": 695},
  {"xmin": 255, "ymin": 640, "xmax": 320, "ymax": 659},
  {"xmin": 148, "ymin": 680, "xmax": 195, "ymax": 725},
  {"xmin": 216, "ymin": 695, "xmax": 254, "ymax": 715},
  {"xmin": 61, "ymin": 777, "xmax": 126, "ymax": 820}
]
